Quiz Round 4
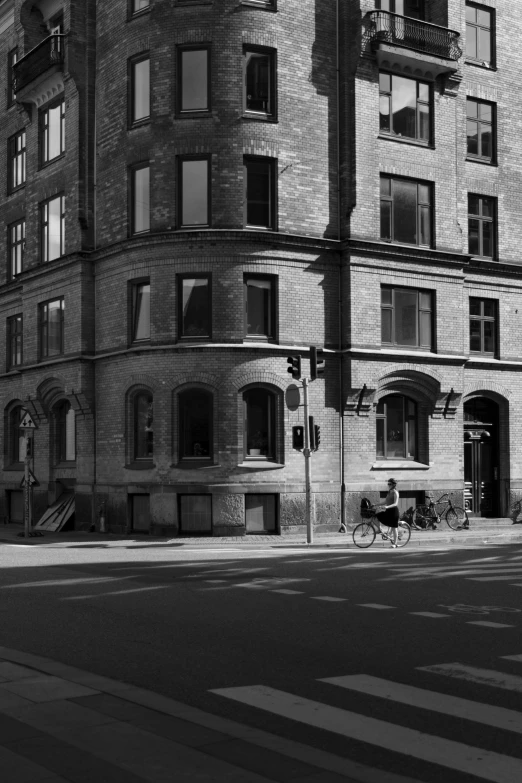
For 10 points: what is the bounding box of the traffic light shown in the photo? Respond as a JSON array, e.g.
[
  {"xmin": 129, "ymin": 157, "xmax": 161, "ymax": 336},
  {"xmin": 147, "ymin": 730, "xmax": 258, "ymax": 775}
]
[
  {"xmin": 25, "ymin": 435, "xmax": 33, "ymax": 458},
  {"xmin": 292, "ymin": 425, "xmax": 304, "ymax": 450},
  {"xmin": 310, "ymin": 346, "xmax": 325, "ymax": 380},
  {"xmin": 314, "ymin": 424, "xmax": 320, "ymax": 451},
  {"xmin": 287, "ymin": 355, "xmax": 301, "ymax": 380},
  {"xmin": 309, "ymin": 416, "xmax": 316, "ymax": 450}
]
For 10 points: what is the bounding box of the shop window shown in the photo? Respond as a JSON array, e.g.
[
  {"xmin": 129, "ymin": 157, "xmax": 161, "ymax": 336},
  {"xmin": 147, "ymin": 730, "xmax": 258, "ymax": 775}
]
[
  {"xmin": 131, "ymin": 494, "xmax": 150, "ymax": 533},
  {"xmin": 244, "ymin": 276, "xmax": 276, "ymax": 339},
  {"xmin": 178, "ymin": 46, "xmax": 210, "ymax": 113},
  {"xmin": 179, "ymin": 494, "xmax": 212, "ymax": 533},
  {"xmin": 380, "ymin": 175, "xmax": 432, "ymax": 247},
  {"xmin": 243, "ymin": 387, "xmax": 276, "ymax": 459},
  {"xmin": 381, "ymin": 286, "xmax": 433, "ymax": 349},
  {"xmin": 245, "ymin": 494, "xmax": 277, "ymax": 533},
  {"xmin": 179, "ymin": 389, "xmax": 213, "ymax": 461},
  {"xmin": 469, "ymin": 297, "xmax": 497, "ymax": 356},
  {"xmin": 376, "ymin": 394, "xmax": 417, "ymax": 460},
  {"xmin": 133, "ymin": 391, "xmax": 153, "ymax": 460},
  {"xmin": 379, "ymin": 72, "xmax": 430, "ymax": 143},
  {"xmin": 178, "ymin": 275, "xmax": 211, "ymax": 338}
]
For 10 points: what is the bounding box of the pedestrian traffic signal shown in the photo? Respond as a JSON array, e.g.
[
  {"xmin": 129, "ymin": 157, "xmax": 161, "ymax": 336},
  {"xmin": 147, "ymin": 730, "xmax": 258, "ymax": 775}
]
[
  {"xmin": 314, "ymin": 424, "xmax": 320, "ymax": 451},
  {"xmin": 287, "ymin": 355, "xmax": 301, "ymax": 380},
  {"xmin": 310, "ymin": 346, "xmax": 325, "ymax": 380},
  {"xmin": 309, "ymin": 416, "xmax": 316, "ymax": 450},
  {"xmin": 292, "ymin": 425, "xmax": 304, "ymax": 450}
]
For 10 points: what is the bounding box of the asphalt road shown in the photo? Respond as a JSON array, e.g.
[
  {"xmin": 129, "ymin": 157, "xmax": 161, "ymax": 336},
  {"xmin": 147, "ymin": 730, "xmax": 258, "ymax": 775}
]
[{"xmin": 1, "ymin": 539, "xmax": 522, "ymax": 783}]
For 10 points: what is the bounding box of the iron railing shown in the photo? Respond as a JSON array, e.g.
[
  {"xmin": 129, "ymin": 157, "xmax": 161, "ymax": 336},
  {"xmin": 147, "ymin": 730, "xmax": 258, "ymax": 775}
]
[
  {"xmin": 369, "ymin": 11, "xmax": 461, "ymax": 61},
  {"xmin": 13, "ymin": 35, "xmax": 65, "ymax": 94}
]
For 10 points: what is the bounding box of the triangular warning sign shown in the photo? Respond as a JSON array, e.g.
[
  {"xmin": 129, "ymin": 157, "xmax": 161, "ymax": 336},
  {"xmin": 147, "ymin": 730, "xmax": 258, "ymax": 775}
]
[
  {"xmin": 20, "ymin": 470, "xmax": 39, "ymax": 488},
  {"xmin": 19, "ymin": 410, "xmax": 37, "ymax": 429}
]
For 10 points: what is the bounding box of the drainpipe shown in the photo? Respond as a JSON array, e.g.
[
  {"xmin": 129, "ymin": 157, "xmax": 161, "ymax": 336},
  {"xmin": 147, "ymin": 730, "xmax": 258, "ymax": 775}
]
[{"xmin": 336, "ymin": 0, "xmax": 346, "ymax": 533}]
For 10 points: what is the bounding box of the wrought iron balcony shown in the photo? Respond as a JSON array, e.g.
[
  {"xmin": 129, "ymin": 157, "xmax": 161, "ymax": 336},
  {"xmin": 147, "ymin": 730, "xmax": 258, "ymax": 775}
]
[
  {"xmin": 369, "ymin": 11, "xmax": 461, "ymax": 63},
  {"xmin": 13, "ymin": 35, "xmax": 65, "ymax": 95}
]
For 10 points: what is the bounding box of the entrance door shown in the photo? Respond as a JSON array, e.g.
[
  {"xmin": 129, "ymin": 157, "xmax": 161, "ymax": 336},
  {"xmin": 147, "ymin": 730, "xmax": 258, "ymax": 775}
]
[
  {"xmin": 9, "ymin": 491, "xmax": 24, "ymax": 525},
  {"xmin": 464, "ymin": 398, "xmax": 499, "ymax": 517},
  {"xmin": 131, "ymin": 494, "xmax": 150, "ymax": 533}
]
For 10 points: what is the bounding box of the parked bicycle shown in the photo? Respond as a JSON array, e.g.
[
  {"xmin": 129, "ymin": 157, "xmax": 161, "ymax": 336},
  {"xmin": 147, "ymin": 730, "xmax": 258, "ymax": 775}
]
[
  {"xmin": 413, "ymin": 493, "xmax": 469, "ymax": 531},
  {"xmin": 353, "ymin": 499, "xmax": 411, "ymax": 549}
]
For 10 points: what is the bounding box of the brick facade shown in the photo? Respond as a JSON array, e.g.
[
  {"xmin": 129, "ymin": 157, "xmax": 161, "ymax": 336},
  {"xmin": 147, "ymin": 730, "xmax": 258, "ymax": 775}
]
[{"xmin": 0, "ymin": 0, "xmax": 520, "ymax": 535}]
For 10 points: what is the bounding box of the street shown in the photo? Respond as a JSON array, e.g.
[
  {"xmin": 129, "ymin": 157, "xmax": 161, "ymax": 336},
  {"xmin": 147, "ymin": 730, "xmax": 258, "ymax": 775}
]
[{"xmin": 1, "ymin": 539, "xmax": 522, "ymax": 782}]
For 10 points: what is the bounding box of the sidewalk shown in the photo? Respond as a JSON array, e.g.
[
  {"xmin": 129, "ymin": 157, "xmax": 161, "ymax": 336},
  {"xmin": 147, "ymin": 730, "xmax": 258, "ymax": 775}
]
[
  {"xmin": 0, "ymin": 645, "xmax": 413, "ymax": 783},
  {"xmin": 1, "ymin": 519, "xmax": 522, "ymax": 549}
]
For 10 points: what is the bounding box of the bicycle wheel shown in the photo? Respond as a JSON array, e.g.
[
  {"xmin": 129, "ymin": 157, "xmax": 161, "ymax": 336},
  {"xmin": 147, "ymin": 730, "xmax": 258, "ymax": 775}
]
[
  {"xmin": 395, "ymin": 521, "xmax": 411, "ymax": 548},
  {"xmin": 352, "ymin": 522, "xmax": 376, "ymax": 549},
  {"xmin": 446, "ymin": 507, "xmax": 469, "ymax": 531},
  {"xmin": 414, "ymin": 505, "xmax": 433, "ymax": 529}
]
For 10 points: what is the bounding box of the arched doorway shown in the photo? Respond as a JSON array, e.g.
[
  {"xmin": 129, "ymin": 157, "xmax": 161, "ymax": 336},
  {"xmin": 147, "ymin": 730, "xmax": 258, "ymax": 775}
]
[{"xmin": 464, "ymin": 397, "xmax": 499, "ymax": 517}]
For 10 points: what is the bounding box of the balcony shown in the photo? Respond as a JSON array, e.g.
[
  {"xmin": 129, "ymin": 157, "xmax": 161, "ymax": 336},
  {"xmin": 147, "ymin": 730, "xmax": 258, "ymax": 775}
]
[
  {"xmin": 13, "ymin": 35, "xmax": 66, "ymax": 107},
  {"xmin": 368, "ymin": 11, "xmax": 461, "ymax": 79}
]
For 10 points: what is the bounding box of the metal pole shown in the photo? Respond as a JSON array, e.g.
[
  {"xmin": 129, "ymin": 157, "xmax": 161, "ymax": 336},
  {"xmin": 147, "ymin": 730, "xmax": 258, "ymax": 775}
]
[
  {"xmin": 303, "ymin": 378, "xmax": 314, "ymax": 544},
  {"xmin": 24, "ymin": 433, "xmax": 30, "ymax": 538}
]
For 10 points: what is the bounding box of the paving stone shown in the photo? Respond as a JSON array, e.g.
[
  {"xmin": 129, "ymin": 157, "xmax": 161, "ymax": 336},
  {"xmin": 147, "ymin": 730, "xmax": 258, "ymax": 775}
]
[
  {"xmin": 0, "ymin": 663, "xmax": 40, "ymax": 682},
  {"xmin": 0, "ymin": 712, "xmax": 46, "ymax": 742},
  {"xmin": 0, "ymin": 675, "xmax": 99, "ymax": 703},
  {"xmin": 3, "ymin": 698, "xmax": 119, "ymax": 732},
  {"xmin": 203, "ymin": 737, "xmax": 322, "ymax": 781},
  {"xmin": 0, "ymin": 744, "xmax": 63, "ymax": 783},
  {"xmin": 0, "ymin": 690, "xmax": 34, "ymax": 711}
]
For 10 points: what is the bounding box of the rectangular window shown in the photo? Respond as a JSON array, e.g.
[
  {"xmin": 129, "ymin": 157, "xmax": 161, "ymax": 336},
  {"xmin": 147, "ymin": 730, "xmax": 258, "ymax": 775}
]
[
  {"xmin": 466, "ymin": 3, "xmax": 494, "ymax": 66},
  {"xmin": 179, "ymin": 157, "xmax": 210, "ymax": 227},
  {"xmin": 7, "ymin": 48, "xmax": 17, "ymax": 106},
  {"xmin": 179, "ymin": 495, "xmax": 212, "ymax": 534},
  {"xmin": 130, "ymin": 55, "xmax": 150, "ymax": 124},
  {"xmin": 9, "ymin": 130, "xmax": 26, "ymax": 191},
  {"xmin": 381, "ymin": 286, "xmax": 433, "ymax": 349},
  {"xmin": 131, "ymin": 0, "xmax": 150, "ymax": 14},
  {"xmin": 131, "ymin": 163, "xmax": 150, "ymax": 234},
  {"xmin": 380, "ymin": 175, "xmax": 432, "ymax": 247},
  {"xmin": 39, "ymin": 298, "xmax": 64, "ymax": 358},
  {"xmin": 244, "ymin": 157, "xmax": 276, "ymax": 229},
  {"xmin": 178, "ymin": 46, "xmax": 210, "ymax": 113},
  {"xmin": 244, "ymin": 48, "xmax": 276, "ymax": 118},
  {"xmin": 178, "ymin": 275, "xmax": 211, "ymax": 338},
  {"xmin": 376, "ymin": 1, "xmax": 425, "ymax": 17},
  {"xmin": 7, "ymin": 315, "xmax": 23, "ymax": 369},
  {"xmin": 241, "ymin": 0, "xmax": 276, "ymax": 7},
  {"xmin": 41, "ymin": 194, "xmax": 65, "ymax": 262},
  {"xmin": 40, "ymin": 99, "xmax": 65, "ymax": 165},
  {"xmin": 468, "ymin": 194, "xmax": 495, "ymax": 258},
  {"xmin": 466, "ymin": 98, "xmax": 495, "ymax": 163},
  {"xmin": 244, "ymin": 275, "xmax": 276, "ymax": 339},
  {"xmin": 9, "ymin": 219, "xmax": 25, "ymax": 279},
  {"xmin": 132, "ymin": 281, "xmax": 151, "ymax": 341},
  {"xmin": 245, "ymin": 494, "xmax": 277, "ymax": 533},
  {"xmin": 469, "ymin": 297, "xmax": 497, "ymax": 355},
  {"xmin": 379, "ymin": 73, "xmax": 430, "ymax": 143}
]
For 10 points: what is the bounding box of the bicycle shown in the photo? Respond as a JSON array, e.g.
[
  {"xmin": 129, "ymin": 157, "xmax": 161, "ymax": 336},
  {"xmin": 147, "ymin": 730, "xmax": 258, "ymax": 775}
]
[
  {"xmin": 413, "ymin": 493, "xmax": 469, "ymax": 531},
  {"xmin": 353, "ymin": 502, "xmax": 411, "ymax": 549}
]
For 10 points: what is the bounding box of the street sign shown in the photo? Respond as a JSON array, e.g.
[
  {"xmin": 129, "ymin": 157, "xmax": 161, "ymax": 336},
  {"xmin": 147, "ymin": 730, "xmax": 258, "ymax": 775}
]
[
  {"xmin": 19, "ymin": 410, "xmax": 37, "ymax": 429},
  {"xmin": 20, "ymin": 470, "xmax": 39, "ymax": 488},
  {"xmin": 285, "ymin": 384, "xmax": 301, "ymax": 411}
]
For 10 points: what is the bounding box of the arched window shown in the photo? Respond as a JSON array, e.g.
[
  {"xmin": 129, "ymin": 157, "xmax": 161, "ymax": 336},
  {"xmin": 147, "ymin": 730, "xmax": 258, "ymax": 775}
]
[
  {"xmin": 243, "ymin": 387, "xmax": 275, "ymax": 459},
  {"xmin": 134, "ymin": 392, "xmax": 153, "ymax": 460},
  {"xmin": 179, "ymin": 389, "xmax": 213, "ymax": 461},
  {"xmin": 9, "ymin": 406, "xmax": 26, "ymax": 463},
  {"xmin": 55, "ymin": 401, "xmax": 75, "ymax": 462},
  {"xmin": 376, "ymin": 394, "xmax": 417, "ymax": 460}
]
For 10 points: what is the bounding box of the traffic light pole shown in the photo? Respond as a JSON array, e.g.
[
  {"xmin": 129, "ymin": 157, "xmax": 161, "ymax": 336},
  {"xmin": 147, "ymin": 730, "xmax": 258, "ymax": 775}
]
[
  {"xmin": 302, "ymin": 377, "xmax": 314, "ymax": 545},
  {"xmin": 24, "ymin": 432, "xmax": 31, "ymax": 539}
]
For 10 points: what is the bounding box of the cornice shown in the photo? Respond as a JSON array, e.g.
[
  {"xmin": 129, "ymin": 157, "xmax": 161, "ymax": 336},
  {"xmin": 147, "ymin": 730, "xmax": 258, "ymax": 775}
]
[{"xmin": 344, "ymin": 238, "xmax": 471, "ymax": 269}]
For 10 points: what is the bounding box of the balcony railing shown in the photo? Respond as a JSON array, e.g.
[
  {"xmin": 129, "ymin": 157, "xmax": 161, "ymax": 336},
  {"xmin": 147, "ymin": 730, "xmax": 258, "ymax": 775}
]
[
  {"xmin": 13, "ymin": 35, "xmax": 65, "ymax": 94},
  {"xmin": 369, "ymin": 11, "xmax": 461, "ymax": 61}
]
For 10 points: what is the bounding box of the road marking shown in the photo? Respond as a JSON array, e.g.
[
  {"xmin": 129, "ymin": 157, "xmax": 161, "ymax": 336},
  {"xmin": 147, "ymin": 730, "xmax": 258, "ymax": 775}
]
[
  {"xmin": 501, "ymin": 654, "xmax": 522, "ymax": 662},
  {"xmin": 467, "ymin": 621, "xmax": 515, "ymax": 628},
  {"xmin": 62, "ymin": 585, "xmax": 168, "ymax": 600},
  {"xmin": 205, "ymin": 579, "xmax": 227, "ymax": 583},
  {"xmin": 271, "ymin": 589, "xmax": 304, "ymax": 595},
  {"xmin": 211, "ymin": 684, "xmax": 522, "ymax": 783},
  {"xmin": 468, "ymin": 574, "xmax": 522, "ymax": 582},
  {"xmin": 418, "ymin": 663, "xmax": 522, "ymax": 693},
  {"xmin": 357, "ymin": 603, "xmax": 395, "ymax": 610},
  {"xmin": 320, "ymin": 674, "xmax": 522, "ymax": 734},
  {"xmin": 409, "ymin": 612, "xmax": 450, "ymax": 618},
  {"xmin": 311, "ymin": 596, "xmax": 347, "ymax": 602}
]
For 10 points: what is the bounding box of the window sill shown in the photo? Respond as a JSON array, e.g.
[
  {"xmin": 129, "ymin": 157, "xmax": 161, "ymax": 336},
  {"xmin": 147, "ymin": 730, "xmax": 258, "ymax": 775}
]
[
  {"xmin": 465, "ymin": 156, "xmax": 497, "ymax": 167},
  {"xmin": 372, "ymin": 460, "xmax": 429, "ymax": 470},
  {"xmin": 378, "ymin": 134, "xmax": 433, "ymax": 150},
  {"xmin": 243, "ymin": 113, "xmax": 278, "ymax": 123},
  {"xmin": 470, "ymin": 255, "xmax": 496, "ymax": 263},
  {"xmin": 125, "ymin": 462, "xmax": 155, "ymax": 470},
  {"xmin": 178, "ymin": 334, "xmax": 212, "ymax": 341},
  {"xmin": 240, "ymin": 1, "xmax": 277, "ymax": 9},
  {"xmin": 55, "ymin": 461, "xmax": 76, "ymax": 468},
  {"xmin": 8, "ymin": 184, "xmax": 25, "ymax": 196},
  {"xmin": 381, "ymin": 343, "xmax": 434, "ymax": 353},
  {"xmin": 244, "ymin": 335, "xmax": 276, "ymax": 342},
  {"xmin": 465, "ymin": 59, "xmax": 496, "ymax": 72},
  {"xmin": 176, "ymin": 111, "xmax": 212, "ymax": 119},
  {"xmin": 379, "ymin": 239, "xmax": 432, "ymax": 250},
  {"xmin": 128, "ymin": 8, "xmax": 150, "ymax": 20},
  {"xmin": 129, "ymin": 118, "xmax": 151, "ymax": 130},
  {"xmin": 244, "ymin": 224, "xmax": 276, "ymax": 232},
  {"xmin": 238, "ymin": 460, "xmax": 284, "ymax": 470},
  {"xmin": 39, "ymin": 153, "xmax": 66, "ymax": 171},
  {"xmin": 174, "ymin": 460, "xmax": 216, "ymax": 469}
]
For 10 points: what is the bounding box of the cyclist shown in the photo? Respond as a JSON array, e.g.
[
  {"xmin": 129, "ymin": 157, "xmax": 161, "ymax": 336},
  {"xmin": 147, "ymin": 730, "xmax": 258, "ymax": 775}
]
[{"xmin": 376, "ymin": 478, "xmax": 400, "ymax": 547}]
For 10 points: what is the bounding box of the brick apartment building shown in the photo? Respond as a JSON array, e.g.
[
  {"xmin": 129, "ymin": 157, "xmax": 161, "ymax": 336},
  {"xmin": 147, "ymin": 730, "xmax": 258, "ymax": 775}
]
[{"xmin": 0, "ymin": 0, "xmax": 519, "ymax": 536}]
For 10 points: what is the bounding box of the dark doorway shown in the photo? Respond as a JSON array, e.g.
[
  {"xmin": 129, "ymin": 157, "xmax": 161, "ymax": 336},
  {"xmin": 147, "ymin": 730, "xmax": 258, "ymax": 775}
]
[{"xmin": 464, "ymin": 397, "xmax": 499, "ymax": 517}]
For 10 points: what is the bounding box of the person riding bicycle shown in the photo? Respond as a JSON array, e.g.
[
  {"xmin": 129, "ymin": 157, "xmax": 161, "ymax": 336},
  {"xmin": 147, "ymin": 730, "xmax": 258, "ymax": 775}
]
[{"xmin": 375, "ymin": 478, "xmax": 400, "ymax": 547}]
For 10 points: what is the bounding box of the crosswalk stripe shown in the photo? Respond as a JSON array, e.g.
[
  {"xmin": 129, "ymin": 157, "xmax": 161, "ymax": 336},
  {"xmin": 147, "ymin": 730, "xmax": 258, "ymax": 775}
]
[
  {"xmin": 311, "ymin": 596, "xmax": 347, "ymax": 602},
  {"xmin": 409, "ymin": 612, "xmax": 450, "ymax": 618},
  {"xmin": 418, "ymin": 663, "xmax": 522, "ymax": 693},
  {"xmin": 468, "ymin": 575, "xmax": 522, "ymax": 582},
  {"xmin": 501, "ymin": 654, "xmax": 522, "ymax": 662},
  {"xmin": 358, "ymin": 603, "xmax": 395, "ymax": 609},
  {"xmin": 211, "ymin": 684, "xmax": 522, "ymax": 783},
  {"xmin": 271, "ymin": 589, "xmax": 303, "ymax": 595},
  {"xmin": 320, "ymin": 674, "xmax": 522, "ymax": 734},
  {"xmin": 467, "ymin": 621, "xmax": 515, "ymax": 628}
]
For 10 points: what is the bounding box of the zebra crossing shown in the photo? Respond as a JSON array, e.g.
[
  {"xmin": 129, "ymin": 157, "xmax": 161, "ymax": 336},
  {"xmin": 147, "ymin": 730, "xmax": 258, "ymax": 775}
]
[{"xmin": 211, "ymin": 653, "xmax": 522, "ymax": 783}]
